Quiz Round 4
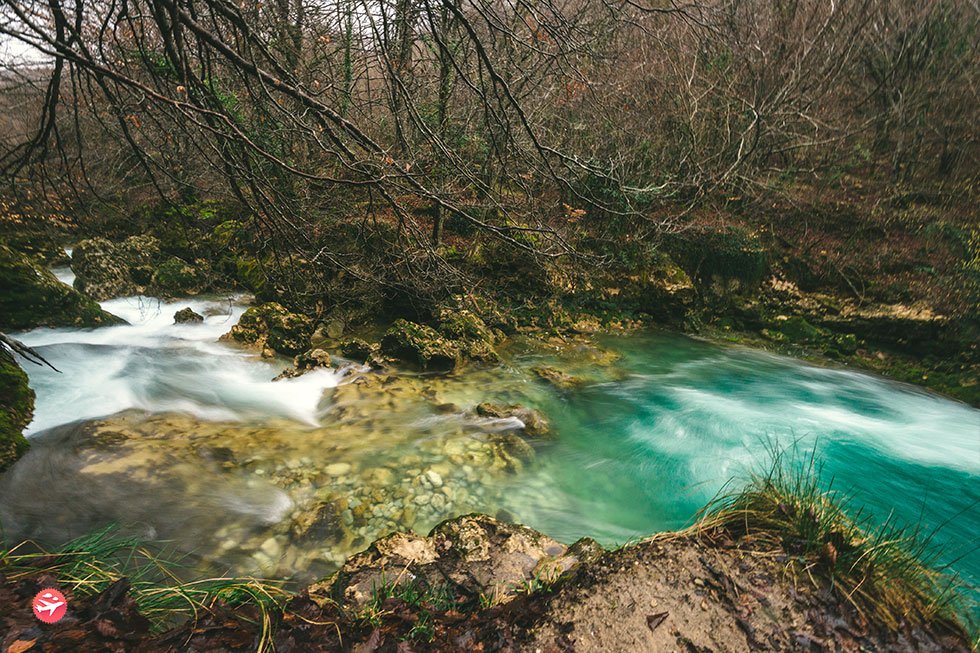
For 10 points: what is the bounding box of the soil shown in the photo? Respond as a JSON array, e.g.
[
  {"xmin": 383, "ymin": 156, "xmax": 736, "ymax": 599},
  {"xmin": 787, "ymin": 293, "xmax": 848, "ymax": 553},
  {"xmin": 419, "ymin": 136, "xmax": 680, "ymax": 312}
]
[{"xmin": 0, "ymin": 521, "xmax": 971, "ymax": 652}]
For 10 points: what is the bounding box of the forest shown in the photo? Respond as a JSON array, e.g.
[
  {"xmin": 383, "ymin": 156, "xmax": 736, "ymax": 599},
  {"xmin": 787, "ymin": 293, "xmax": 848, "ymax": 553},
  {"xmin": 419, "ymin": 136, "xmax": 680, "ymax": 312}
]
[{"xmin": 0, "ymin": 1, "xmax": 979, "ymax": 650}]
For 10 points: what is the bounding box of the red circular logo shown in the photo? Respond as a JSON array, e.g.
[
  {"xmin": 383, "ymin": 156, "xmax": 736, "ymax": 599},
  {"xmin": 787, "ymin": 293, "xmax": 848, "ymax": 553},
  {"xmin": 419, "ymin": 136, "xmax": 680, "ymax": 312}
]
[{"xmin": 32, "ymin": 588, "xmax": 67, "ymax": 624}]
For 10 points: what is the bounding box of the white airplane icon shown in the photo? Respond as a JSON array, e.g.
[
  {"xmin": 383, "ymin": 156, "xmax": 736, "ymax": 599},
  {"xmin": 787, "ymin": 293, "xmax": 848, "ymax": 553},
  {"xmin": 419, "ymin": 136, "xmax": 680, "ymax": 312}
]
[{"xmin": 35, "ymin": 593, "xmax": 64, "ymax": 616}]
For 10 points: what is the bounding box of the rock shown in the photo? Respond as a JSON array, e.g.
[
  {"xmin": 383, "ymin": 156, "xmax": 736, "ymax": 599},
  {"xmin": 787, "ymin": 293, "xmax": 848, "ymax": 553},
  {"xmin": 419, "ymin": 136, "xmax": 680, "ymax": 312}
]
[
  {"xmin": 0, "ymin": 242, "xmax": 123, "ymax": 331},
  {"xmin": 151, "ymin": 257, "xmax": 209, "ymax": 296},
  {"xmin": 260, "ymin": 537, "xmax": 282, "ymax": 559},
  {"xmin": 173, "ymin": 307, "xmax": 204, "ymax": 323},
  {"xmin": 307, "ymin": 515, "xmax": 600, "ymax": 610},
  {"xmin": 72, "ymin": 235, "xmax": 161, "ymax": 300},
  {"xmin": 436, "ymin": 308, "xmax": 498, "ymax": 344},
  {"xmin": 532, "ymin": 366, "xmax": 585, "ymax": 389},
  {"xmin": 290, "ymin": 498, "xmax": 352, "ymax": 546},
  {"xmin": 380, "ymin": 319, "xmax": 461, "ymax": 371},
  {"xmin": 325, "ymin": 462, "xmax": 352, "ymax": 476},
  {"xmin": 425, "ymin": 470, "xmax": 443, "ymax": 488},
  {"xmin": 0, "ymin": 352, "xmax": 33, "ymax": 473},
  {"xmin": 475, "ymin": 402, "xmax": 553, "ymax": 439},
  {"xmin": 226, "ymin": 302, "xmax": 313, "ymax": 356},
  {"xmin": 339, "ymin": 337, "xmax": 376, "ymax": 362}
]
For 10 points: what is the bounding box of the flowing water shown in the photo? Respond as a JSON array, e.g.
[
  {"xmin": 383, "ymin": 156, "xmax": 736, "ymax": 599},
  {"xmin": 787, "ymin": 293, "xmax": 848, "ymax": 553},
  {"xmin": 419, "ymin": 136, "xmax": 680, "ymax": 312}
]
[{"xmin": 3, "ymin": 262, "xmax": 979, "ymax": 592}]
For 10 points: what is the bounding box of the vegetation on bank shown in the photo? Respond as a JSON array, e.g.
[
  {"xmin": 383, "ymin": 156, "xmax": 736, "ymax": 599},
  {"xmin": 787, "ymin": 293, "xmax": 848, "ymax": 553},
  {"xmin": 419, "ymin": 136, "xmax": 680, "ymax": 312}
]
[
  {"xmin": 0, "ymin": 456, "xmax": 974, "ymax": 649},
  {"xmin": 697, "ymin": 452, "xmax": 977, "ymax": 637}
]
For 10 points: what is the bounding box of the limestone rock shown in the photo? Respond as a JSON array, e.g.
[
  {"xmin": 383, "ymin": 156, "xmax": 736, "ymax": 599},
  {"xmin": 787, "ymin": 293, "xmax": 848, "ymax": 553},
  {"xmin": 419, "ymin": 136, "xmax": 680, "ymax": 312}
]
[
  {"xmin": 0, "ymin": 242, "xmax": 123, "ymax": 331},
  {"xmin": 174, "ymin": 307, "xmax": 204, "ymax": 324},
  {"xmin": 380, "ymin": 319, "xmax": 460, "ymax": 371},
  {"xmin": 308, "ymin": 514, "xmax": 602, "ymax": 609},
  {"xmin": 226, "ymin": 302, "xmax": 313, "ymax": 356}
]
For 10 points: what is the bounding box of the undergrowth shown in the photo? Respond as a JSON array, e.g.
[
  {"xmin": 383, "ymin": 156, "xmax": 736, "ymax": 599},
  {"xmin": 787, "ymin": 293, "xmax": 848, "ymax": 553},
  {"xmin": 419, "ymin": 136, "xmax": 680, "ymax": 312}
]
[
  {"xmin": 0, "ymin": 523, "xmax": 290, "ymax": 634},
  {"xmin": 359, "ymin": 568, "xmax": 460, "ymax": 642},
  {"xmin": 697, "ymin": 449, "xmax": 978, "ymax": 640}
]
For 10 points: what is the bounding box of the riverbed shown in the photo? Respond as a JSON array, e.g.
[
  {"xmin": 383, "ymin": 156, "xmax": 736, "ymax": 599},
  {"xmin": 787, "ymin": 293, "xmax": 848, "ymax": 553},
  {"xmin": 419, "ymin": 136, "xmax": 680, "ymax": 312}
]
[{"xmin": 3, "ymin": 263, "xmax": 978, "ymax": 591}]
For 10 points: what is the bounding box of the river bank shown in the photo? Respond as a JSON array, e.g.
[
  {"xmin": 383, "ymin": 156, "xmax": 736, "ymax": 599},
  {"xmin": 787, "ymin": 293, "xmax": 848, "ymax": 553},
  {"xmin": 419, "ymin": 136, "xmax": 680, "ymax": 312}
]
[{"xmin": 1, "ymin": 191, "xmax": 979, "ymax": 650}]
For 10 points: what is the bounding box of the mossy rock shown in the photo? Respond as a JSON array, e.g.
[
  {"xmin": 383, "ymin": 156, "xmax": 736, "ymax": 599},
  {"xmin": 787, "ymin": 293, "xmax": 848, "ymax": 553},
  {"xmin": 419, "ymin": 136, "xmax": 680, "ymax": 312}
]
[
  {"xmin": 775, "ymin": 316, "xmax": 823, "ymax": 343},
  {"xmin": 664, "ymin": 226, "xmax": 768, "ymax": 291},
  {"xmin": 532, "ymin": 366, "xmax": 585, "ymax": 389},
  {"xmin": 174, "ymin": 307, "xmax": 204, "ymax": 324},
  {"xmin": 151, "ymin": 257, "xmax": 208, "ymax": 296},
  {"xmin": 0, "ymin": 353, "xmax": 33, "ymax": 473},
  {"xmin": 436, "ymin": 308, "xmax": 498, "ymax": 344},
  {"xmin": 339, "ymin": 338, "xmax": 377, "ymax": 362},
  {"xmin": 0, "ymin": 243, "xmax": 123, "ymax": 331},
  {"xmin": 228, "ymin": 302, "xmax": 313, "ymax": 356},
  {"xmin": 380, "ymin": 319, "xmax": 461, "ymax": 371},
  {"xmin": 72, "ymin": 235, "xmax": 162, "ymax": 300}
]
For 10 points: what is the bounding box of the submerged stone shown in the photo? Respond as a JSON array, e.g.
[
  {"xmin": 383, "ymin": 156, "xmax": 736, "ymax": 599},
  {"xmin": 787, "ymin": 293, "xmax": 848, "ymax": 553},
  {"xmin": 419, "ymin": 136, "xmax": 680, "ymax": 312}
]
[{"xmin": 532, "ymin": 366, "xmax": 585, "ymax": 389}]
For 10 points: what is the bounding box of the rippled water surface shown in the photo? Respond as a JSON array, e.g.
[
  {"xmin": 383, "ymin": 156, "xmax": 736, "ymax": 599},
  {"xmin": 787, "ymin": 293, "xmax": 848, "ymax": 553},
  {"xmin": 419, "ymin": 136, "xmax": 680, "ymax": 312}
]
[{"xmin": 4, "ymin": 265, "xmax": 978, "ymax": 590}]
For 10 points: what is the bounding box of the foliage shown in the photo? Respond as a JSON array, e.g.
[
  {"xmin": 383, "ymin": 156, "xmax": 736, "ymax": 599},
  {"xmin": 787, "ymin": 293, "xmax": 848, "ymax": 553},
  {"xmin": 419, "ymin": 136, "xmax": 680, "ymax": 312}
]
[
  {"xmin": 699, "ymin": 450, "xmax": 977, "ymax": 633},
  {"xmin": 0, "ymin": 523, "xmax": 290, "ymax": 633}
]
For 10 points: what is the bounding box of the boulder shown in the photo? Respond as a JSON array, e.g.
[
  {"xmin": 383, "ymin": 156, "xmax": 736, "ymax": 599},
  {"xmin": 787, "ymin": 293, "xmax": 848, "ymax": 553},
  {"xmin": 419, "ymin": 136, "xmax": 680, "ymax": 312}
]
[
  {"xmin": 72, "ymin": 235, "xmax": 161, "ymax": 300},
  {"xmin": 475, "ymin": 402, "xmax": 553, "ymax": 439},
  {"xmin": 226, "ymin": 303, "xmax": 313, "ymax": 356},
  {"xmin": 0, "ymin": 243, "xmax": 123, "ymax": 331},
  {"xmin": 173, "ymin": 307, "xmax": 204, "ymax": 324},
  {"xmin": 151, "ymin": 257, "xmax": 209, "ymax": 296},
  {"xmin": 0, "ymin": 352, "xmax": 33, "ymax": 473},
  {"xmin": 380, "ymin": 319, "xmax": 460, "ymax": 371},
  {"xmin": 338, "ymin": 338, "xmax": 377, "ymax": 362},
  {"xmin": 308, "ymin": 514, "xmax": 603, "ymax": 610}
]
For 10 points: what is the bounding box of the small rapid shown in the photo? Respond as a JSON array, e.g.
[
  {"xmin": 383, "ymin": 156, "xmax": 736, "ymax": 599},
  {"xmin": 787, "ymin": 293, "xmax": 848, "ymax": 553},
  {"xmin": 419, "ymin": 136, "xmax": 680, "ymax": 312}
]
[
  {"xmin": 20, "ymin": 265, "xmax": 342, "ymax": 433},
  {"xmin": 3, "ymin": 257, "xmax": 978, "ymax": 591}
]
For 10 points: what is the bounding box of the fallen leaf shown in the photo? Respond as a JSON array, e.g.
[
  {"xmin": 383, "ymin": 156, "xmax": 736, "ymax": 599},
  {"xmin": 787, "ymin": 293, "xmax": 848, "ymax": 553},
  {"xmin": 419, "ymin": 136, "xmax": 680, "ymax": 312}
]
[
  {"xmin": 7, "ymin": 639, "xmax": 37, "ymax": 653},
  {"xmin": 646, "ymin": 612, "xmax": 669, "ymax": 631}
]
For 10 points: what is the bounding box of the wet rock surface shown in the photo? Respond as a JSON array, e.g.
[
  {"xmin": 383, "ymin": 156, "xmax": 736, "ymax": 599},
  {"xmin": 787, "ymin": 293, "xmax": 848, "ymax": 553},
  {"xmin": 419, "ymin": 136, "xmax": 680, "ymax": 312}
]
[{"xmin": 0, "ymin": 242, "xmax": 122, "ymax": 331}]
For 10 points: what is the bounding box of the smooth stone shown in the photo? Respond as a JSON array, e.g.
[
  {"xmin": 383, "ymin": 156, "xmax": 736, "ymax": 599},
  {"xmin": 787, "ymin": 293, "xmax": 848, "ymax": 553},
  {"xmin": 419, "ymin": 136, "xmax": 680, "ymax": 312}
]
[
  {"xmin": 325, "ymin": 462, "xmax": 352, "ymax": 476},
  {"xmin": 260, "ymin": 537, "xmax": 281, "ymax": 559},
  {"xmin": 425, "ymin": 470, "xmax": 443, "ymax": 487}
]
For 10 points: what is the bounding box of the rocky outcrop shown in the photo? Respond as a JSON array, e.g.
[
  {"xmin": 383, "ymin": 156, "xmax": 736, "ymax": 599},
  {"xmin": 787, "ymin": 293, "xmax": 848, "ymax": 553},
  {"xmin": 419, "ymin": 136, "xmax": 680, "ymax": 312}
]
[
  {"xmin": 224, "ymin": 302, "xmax": 313, "ymax": 356},
  {"xmin": 0, "ymin": 352, "xmax": 33, "ymax": 473},
  {"xmin": 0, "ymin": 242, "xmax": 122, "ymax": 331},
  {"xmin": 72, "ymin": 235, "xmax": 213, "ymax": 300},
  {"xmin": 308, "ymin": 514, "xmax": 603, "ymax": 610},
  {"xmin": 532, "ymin": 365, "xmax": 585, "ymax": 389},
  {"xmin": 380, "ymin": 319, "xmax": 462, "ymax": 371}
]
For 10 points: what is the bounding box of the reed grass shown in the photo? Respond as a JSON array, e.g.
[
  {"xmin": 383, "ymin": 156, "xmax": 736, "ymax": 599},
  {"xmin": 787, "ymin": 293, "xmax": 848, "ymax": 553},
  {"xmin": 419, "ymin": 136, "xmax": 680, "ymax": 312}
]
[
  {"xmin": 0, "ymin": 523, "xmax": 291, "ymax": 634},
  {"xmin": 696, "ymin": 448, "xmax": 978, "ymax": 638}
]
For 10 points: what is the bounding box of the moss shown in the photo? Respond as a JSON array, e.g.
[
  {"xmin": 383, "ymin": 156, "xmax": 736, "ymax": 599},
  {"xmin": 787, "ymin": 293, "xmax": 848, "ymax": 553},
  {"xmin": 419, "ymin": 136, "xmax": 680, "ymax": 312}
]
[
  {"xmin": 228, "ymin": 302, "xmax": 312, "ymax": 356},
  {"xmin": 151, "ymin": 257, "xmax": 207, "ymax": 295},
  {"xmin": 380, "ymin": 320, "xmax": 460, "ymax": 371},
  {"xmin": 0, "ymin": 354, "xmax": 33, "ymax": 473},
  {"xmin": 0, "ymin": 243, "xmax": 123, "ymax": 331}
]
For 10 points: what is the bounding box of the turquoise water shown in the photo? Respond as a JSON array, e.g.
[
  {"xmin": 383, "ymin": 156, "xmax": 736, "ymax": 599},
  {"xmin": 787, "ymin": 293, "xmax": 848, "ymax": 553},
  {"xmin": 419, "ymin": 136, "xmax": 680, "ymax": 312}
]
[
  {"xmin": 6, "ymin": 284, "xmax": 979, "ymax": 595},
  {"xmin": 495, "ymin": 332, "xmax": 980, "ymax": 591}
]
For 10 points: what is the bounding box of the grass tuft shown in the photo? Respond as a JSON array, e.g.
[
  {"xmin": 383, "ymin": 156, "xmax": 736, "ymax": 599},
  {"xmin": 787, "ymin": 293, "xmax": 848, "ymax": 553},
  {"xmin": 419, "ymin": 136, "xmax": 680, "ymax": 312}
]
[
  {"xmin": 0, "ymin": 523, "xmax": 291, "ymax": 634},
  {"xmin": 696, "ymin": 448, "xmax": 977, "ymax": 637}
]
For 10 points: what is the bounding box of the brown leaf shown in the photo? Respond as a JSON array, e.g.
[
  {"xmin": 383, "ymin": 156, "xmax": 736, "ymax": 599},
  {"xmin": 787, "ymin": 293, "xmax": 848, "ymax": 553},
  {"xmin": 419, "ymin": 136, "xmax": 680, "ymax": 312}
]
[
  {"xmin": 646, "ymin": 612, "xmax": 669, "ymax": 631},
  {"xmin": 7, "ymin": 639, "xmax": 37, "ymax": 653}
]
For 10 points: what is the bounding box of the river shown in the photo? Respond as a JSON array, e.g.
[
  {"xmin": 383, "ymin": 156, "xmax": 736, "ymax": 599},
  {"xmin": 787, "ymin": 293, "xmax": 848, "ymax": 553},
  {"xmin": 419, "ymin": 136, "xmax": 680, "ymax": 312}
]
[{"xmin": 2, "ymin": 261, "xmax": 978, "ymax": 593}]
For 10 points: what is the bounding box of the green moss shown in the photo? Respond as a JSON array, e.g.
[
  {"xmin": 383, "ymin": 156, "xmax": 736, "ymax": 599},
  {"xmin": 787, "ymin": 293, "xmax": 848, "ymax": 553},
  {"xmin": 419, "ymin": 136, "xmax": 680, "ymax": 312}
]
[
  {"xmin": 0, "ymin": 243, "xmax": 123, "ymax": 331},
  {"xmin": 0, "ymin": 354, "xmax": 33, "ymax": 472},
  {"xmin": 380, "ymin": 319, "xmax": 460, "ymax": 371},
  {"xmin": 229, "ymin": 302, "xmax": 312, "ymax": 356},
  {"xmin": 151, "ymin": 257, "xmax": 207, "ymax": 295}
]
